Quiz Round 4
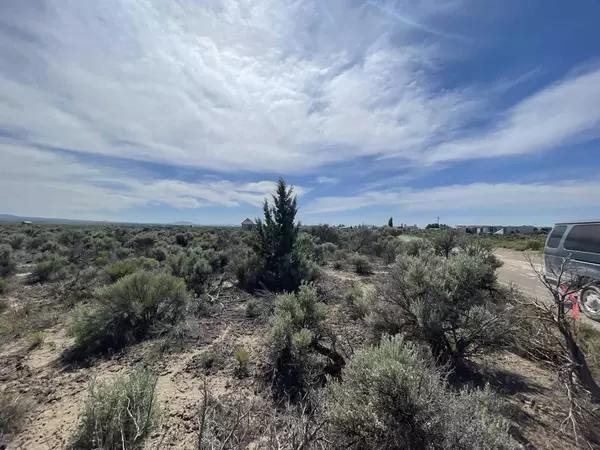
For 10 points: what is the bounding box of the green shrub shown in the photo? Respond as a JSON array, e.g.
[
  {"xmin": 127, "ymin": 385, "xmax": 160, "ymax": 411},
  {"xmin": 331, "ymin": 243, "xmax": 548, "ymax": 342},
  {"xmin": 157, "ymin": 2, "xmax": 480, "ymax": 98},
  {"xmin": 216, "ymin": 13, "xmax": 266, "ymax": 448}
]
[
  {"xmin": 31, "ymin": 254, "xmax": 67, "ymax": 283},
  {"xmin": 433, "ymin": 229, "xmax": 460, "ymax": 258},
  {"xmin": 234, "ymin": 347, "xmax": 250, "ymax": 377},
  {"xmin": 232, "ymin": 251, "xmax": 264, "ymax": 291},
  {"xmin": 269, "ymin": 284, "xmax": 328, "ymax": 399},
  {"xmin": 327, "ymin": 335, "xmax": 518, "ymax": 450},
  {"xmin": 0, "ymin": 391, "xmax": 30, "ymax": 441},
  {"xmin": 105, "ymin": 257, "xmax": 159, "ymax": 283},
  {"xmin": 72, "ymin": 271, "xmax": 188, "ymax": 354},
  {"xmin": 578, "ymin": 322, "xmax": 600, "ymax": 380},
  {"xmin": 351, "ymin": 254, "xmax": 372, "ymax": 275},
  {"xmin": 398, "ymin": 238, "xmax": 433, "ymax": 257},
  {"xmin": 296, "ymin": 232, "xmax": 326, "ymax": 266},
  {"xmin": 188, "ymin": 258, "xmax": 212, "ymax": 295},
  {"xmin": 245, "ymin": 298, "xmax": 260, "ymax": 318},
  {"xmin": 166, "ymin": 250, "xmax": 212, "ymax": 295},
  {"xmin": 175, "ymin": 233, "xmax": 189, "ymax": 247},
  {"xmin": 9, "ymin": 233, "xmax": 26, "ymax": 250},
  {"xmin": 95, "ymin": 249, "xmax": 112, "ymax": 266},
  {"xmin": 0, "ymin": 244, "xmax": 16, "ymax": 277},
  {"xmin": 369, "ymin": 253, "xmax": 514, "ymax": 364},
  {"xmin": 151, "ymin": 246, "xmax": 168, "ymax": 262},
  {"xmin": 128, "ymin": 232, "xmax": 156, "ymax": 255},
  {"xmin": 69, "ymin": 367, "xmax": 160, "ymax": 450},
  {"xmin": 458, "ymin": 237, "xmax": 503, "ymax": 270},
  {"xmin": 307, "ymin": 224, "xmax": 341, "ymax": 245},
  {"xmin": 27, "ymin": 233, "xmax": 50, "ymax": 250},
  {"xmin": 373, "ymin": 236, "xmax": 400, "ymax": 264},
  {"xmin": 345, "ymin": 284, "xmax": 373, "ymax": 320},
  {"xmin": 27, "ymin": 332, "xmax": 45, "ymax": 350},
  {"xmin": 0, "ymin": 279, "xmax": 8, "ymax": 295}
]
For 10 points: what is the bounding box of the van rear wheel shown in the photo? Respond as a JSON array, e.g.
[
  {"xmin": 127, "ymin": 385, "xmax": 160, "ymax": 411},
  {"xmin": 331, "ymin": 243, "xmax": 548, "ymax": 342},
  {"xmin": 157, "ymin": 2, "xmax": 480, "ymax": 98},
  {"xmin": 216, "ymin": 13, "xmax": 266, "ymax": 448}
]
[{"xmin": 580, "ymin": 286, "xmax": 600, "ymax": 321}]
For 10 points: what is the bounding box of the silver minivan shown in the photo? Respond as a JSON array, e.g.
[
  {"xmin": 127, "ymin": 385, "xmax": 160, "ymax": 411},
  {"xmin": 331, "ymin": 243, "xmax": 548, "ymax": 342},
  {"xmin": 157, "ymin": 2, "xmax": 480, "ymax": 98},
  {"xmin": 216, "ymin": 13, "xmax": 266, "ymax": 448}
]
[{"xmin": 543, "ymin": 221, "xmax": 600, "ymax": 320}]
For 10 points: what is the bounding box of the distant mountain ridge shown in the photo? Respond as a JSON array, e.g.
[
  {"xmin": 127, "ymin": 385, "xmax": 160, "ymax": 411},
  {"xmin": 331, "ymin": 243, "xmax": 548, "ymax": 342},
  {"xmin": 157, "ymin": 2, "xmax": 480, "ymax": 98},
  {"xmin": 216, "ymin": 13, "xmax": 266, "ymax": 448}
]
[
  {"xmin": 0, "ymin": 214, "xmax": 113, "ymax": 224},
  {"xmin": 172, "ymin": 221, "xmax": 196, "ymax": 226},
  {"xmin": 0, "ymin": 214, "xmax": 223, "ymax": 226}
]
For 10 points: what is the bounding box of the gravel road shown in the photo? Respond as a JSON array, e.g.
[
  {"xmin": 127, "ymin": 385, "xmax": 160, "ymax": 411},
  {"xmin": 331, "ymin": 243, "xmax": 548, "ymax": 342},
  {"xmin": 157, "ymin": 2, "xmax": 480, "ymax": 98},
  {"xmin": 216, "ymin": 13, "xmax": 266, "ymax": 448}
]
[{"xmin": 495, "ymin": 248, "xmax": 600, "ymax": 329}]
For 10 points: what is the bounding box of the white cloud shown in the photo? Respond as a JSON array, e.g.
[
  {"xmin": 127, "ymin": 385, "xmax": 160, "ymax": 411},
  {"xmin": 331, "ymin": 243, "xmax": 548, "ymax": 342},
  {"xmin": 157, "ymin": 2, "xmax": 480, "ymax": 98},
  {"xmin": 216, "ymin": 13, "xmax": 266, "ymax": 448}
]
[
  {"xmin": 316, "ymin": 176, "xmax": 339, "ymax": 185},
  {"xmin": 307, "ymin": 181, "xmax": 600, "ymax": 215},
  {"xmin": 0, "ymin": 0, "xmax": 481, "ymax": 174},
  {"xmin": 422, "ymin": 68, "xmax": 600, "ymax": 164},
  {"xmin": 0, "ymin": 144, "xmax": 302, "ymax": 218}
]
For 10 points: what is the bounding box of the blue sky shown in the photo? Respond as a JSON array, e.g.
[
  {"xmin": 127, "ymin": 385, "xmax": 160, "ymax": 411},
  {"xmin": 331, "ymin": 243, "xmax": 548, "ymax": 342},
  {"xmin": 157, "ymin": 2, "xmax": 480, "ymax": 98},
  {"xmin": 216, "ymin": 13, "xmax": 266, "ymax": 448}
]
[{"xmin": 1, "ymin": 0, "xmax": 599, "ymax": 226}]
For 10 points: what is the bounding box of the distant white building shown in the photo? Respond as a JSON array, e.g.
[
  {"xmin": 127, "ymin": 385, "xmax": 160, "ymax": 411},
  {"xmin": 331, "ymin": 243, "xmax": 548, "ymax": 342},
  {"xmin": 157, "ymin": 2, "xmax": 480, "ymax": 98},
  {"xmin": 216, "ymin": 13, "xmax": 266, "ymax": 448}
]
[
  {"xmin": 241, "ymin": 218, "xmax": 255, "ymax": 230},
  {"xmin": 494, "ymin": 226, "xmax": 535, "ymax": 235},
  {"xmin": 21, "ymin": 220, "xmax": 32, "ymax": 226}
]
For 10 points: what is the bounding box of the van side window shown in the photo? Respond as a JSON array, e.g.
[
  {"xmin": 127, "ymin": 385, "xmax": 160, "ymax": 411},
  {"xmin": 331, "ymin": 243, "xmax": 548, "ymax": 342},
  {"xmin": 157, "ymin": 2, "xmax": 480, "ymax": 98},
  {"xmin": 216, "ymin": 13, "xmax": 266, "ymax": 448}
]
[
  {"xmin": 547, "ymin": 226, "xmax": 567, "ymax": 248},
  {"xmin": 564, "ymin": 224, "xmax": 600, "ymax": 253}
]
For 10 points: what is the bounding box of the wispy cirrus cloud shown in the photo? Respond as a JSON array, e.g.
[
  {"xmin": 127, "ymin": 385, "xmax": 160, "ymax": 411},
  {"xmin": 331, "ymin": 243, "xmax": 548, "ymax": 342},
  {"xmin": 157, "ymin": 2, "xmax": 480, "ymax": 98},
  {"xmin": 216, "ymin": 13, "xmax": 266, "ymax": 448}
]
[{"xmin": 307, "ymin": 181, "xmax": 600, "ymax": 216}]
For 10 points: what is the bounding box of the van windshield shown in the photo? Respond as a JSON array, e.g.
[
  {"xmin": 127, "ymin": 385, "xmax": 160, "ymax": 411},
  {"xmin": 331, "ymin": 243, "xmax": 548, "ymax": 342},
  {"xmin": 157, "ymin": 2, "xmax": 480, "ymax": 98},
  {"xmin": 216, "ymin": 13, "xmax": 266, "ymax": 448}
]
[{"xmin": 546, "ymin": 226, "xmax": 567, "ymax": 248}]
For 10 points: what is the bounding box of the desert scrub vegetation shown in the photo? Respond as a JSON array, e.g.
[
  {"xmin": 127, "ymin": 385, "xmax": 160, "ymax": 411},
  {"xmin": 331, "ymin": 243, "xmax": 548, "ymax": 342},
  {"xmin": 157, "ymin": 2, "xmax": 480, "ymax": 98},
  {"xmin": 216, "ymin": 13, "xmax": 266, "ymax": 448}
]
[
  {"xmin": 105, "ymin": 257, "xmax": 159, "ymax": 283},
  {"xmin": 30, "ymin": 253, "xmax": 68, "ymax": 283},
  {"xmin": 368, "ymin": 252, "xmax": 515, "ymax": 365},
  {"xmin": 71, "ymin": 271, "xmax": 189, "ymax": 355},
  {"xmin": 69, "ymin": 367, "xmax": 160, "ymax": 450},
  {"xmin": 269, "ymin": 283, "xmax": 345, "ymax": 400},
  {"xmin": 351, "ymin": 253, "xmax": 372, "ymax": 275},
  {"xmin": 327, "ymin": 335, "xmax": 519, "ymax": 450},
  {"xmin": 0, "ymin": 244, "xmax": 16, "ymax": 277},
  {"xmin": 0, "ymin": 391, "xmax": 30, "ymax": 443}
]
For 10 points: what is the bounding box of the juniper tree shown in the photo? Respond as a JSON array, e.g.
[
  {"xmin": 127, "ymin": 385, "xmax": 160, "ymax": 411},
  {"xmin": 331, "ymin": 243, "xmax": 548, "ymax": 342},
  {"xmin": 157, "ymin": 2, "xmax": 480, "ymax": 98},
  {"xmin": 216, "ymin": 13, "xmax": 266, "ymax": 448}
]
[{"xmin": 254, "ymin": 178, "xmax": 307, "ymax": 292}]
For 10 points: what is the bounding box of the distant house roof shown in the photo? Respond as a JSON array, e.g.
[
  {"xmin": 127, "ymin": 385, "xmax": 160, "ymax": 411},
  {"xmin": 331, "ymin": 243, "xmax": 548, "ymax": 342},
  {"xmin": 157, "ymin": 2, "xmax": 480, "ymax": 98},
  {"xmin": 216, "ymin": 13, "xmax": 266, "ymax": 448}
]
[
  {"xmin": 21, "ymin": 220, "xmax": 33, "ymax": 224},
  {"xmin": 242, "ymin": 218, "xmax": 254, "ymax": 225}
]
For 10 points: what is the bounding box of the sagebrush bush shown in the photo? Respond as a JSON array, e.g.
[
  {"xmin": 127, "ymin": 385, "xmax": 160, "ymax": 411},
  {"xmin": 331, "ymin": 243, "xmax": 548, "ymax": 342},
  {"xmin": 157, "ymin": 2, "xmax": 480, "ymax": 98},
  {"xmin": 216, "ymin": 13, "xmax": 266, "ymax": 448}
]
[
  {"xmin": 128, "ymin": 232, "xmax": 156, "ymax": 255},
  {"xmin": 307, "ymin": 224, "xmax": 341, "ymax": 245},
  {"xmin": 327, "ymin": 335, "xmax": 518, "ymax": 450},
  {"xmin": 9, "ymin": 233, "xmax": 26, "ymax": 250},
  {"xmin": 0, "ymin": 279, "xmax": 8, "ymax": 295},
  {"xmin": 72, "ymin": 271, "xmax": 189, "ymax": 354},
  {"xmin": 373, "ymin": 236, "xmax": 400, "ymax": 264},
  {"xmin": 232, "ymin": 251, "xmax": 263, "ymax": 291},
  {"xmin": 269, "ymin": 284, "xmax": 328, "ymax": 399},
  {"xmin": 188, "ymin": 257, "xmax": 212, "ymax": 295},
  {"xmin": 175, "ymin": 233, "xmax": 189, "ymax": 247},
  {"xmin": 458, "ymin": 237, "xmax": 503, "ymax": 270},
  {"xmin": 166, "ymin": 249, "xmax": 212, "ymax": 295},
  {"xmin": 296, "ymin": 233, "xmax": 326, "ymax": 266},
  {"xmin": 70, "ymin": 367, "xmax": 160, "ymax": 450},
  {"xmin": 433, "ymin": 229, "xmax": 460, "ymax": 257},
  {"xmin": 351, "ymin": 254, "xmax": 372, "ymax": 275},
  {"xmin": 0, "ymin": 391, "xmax": 30, "ymax": 440},
  {"xmin": 0, "ymin": 244, "xmax": 16, "ymax": 277},
  {"xmin": 368, "ymin": 253, "xmax": 514, "ymax": 364},
  {"xmin": 31, "ymin": 254, "xmax": 67, "ymax": 283},
  {"xmin": 398, "ymin": 238, "xmax": 433, "ymax": 257},
  {"xmin": 245, "ymin": 298, "xmax": 260, "ymax": 318},
  {"xmin": 105, "ymin": 257, "xmax": 159, "ymax": 283}
]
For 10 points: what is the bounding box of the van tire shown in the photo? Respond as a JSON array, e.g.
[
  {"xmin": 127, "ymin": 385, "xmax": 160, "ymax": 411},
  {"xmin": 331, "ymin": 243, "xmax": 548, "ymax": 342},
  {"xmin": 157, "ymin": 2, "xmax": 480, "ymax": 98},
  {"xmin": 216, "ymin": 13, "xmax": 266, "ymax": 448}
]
[{"xmin": 580, "ymin": 286, "xmax": 600, "ymax": 321}]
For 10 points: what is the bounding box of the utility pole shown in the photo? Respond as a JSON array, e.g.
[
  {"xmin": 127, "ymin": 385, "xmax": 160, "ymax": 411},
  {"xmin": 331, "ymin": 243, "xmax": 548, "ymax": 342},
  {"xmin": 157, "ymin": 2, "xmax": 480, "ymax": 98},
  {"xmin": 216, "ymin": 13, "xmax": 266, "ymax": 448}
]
[{"xmin": 437, "ymin": 216, "xmax": 440, "ymax": 227}]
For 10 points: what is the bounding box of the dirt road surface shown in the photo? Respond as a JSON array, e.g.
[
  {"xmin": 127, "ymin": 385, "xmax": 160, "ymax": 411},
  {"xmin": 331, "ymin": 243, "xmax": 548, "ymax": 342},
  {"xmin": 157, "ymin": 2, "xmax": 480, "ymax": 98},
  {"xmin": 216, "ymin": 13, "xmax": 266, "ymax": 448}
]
[
  {"xmin": 495, "ymin": 248, "xmax": 600, "ymax": 330},
  {"xmin": 495, "ymin": 249, "xmax": 546, "ymax": 299}
]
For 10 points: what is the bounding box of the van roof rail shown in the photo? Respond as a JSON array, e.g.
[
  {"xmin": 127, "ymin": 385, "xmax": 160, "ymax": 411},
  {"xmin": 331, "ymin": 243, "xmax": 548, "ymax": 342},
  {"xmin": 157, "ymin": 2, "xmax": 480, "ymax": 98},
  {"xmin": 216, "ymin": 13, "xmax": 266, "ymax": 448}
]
[{"xmin": 554, "ymin": 220, "xmax": 600, "ymax": 225}]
